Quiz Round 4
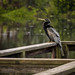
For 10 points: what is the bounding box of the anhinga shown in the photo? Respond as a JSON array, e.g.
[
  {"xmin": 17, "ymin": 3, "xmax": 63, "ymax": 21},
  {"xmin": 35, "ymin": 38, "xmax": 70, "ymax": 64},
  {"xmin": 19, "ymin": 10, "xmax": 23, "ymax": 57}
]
[{"xmin": 38, "ymin": 18, "xmax": 64, "ymax": 56}]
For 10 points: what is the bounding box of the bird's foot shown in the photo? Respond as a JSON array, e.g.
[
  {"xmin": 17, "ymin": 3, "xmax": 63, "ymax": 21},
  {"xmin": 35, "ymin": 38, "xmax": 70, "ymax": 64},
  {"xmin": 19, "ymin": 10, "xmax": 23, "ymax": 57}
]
[{"xmin": 47, "ymin": 41, "xmax": 51, "ymax": 43}]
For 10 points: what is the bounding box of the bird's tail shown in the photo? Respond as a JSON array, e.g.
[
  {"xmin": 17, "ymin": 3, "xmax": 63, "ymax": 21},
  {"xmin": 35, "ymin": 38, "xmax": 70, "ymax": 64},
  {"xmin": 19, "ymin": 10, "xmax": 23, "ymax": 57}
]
[
  {"xmin": 59, "ymin": 46, "xmax": 64, "ymax": 57},
  {"xmin": 58, "ymin": 43, "xmax": 64, "ymax": 57}
]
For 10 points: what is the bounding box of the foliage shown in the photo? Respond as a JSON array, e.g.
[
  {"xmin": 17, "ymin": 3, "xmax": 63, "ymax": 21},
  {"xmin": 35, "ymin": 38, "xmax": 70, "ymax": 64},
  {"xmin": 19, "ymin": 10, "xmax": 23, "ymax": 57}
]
[
  {"xmin": 54, "ymin": 0, "xmax": 75, "ymax": 13},
  {"xmin": 0, "ymin": 0, "xmax": 75, "ymax": 30},
  {"xmin": 2, "ymin": 7, "xmax": 37, "ymax": 24},
  {"xmin": 0, "ymin": 0, "xmax": 75, "ymax": 50}
]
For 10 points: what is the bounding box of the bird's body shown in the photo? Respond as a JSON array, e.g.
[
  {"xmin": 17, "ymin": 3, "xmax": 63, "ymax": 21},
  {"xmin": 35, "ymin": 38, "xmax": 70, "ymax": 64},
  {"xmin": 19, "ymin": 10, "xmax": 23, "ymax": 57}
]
[
  {"xmin": 43, "ymin": 19, "xmax": 64, "ymax": 56},
  {"xmin": 44, "ymin": 25, "xmax": 60, "ymax": 43}
]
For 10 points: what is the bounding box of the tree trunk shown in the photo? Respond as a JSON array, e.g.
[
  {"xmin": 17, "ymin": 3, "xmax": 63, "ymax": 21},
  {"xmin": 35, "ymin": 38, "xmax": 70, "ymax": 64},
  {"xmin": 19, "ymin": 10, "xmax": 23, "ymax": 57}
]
[{"xmin": 0, "ymin": 0, "xmax": 3, "ymax": 6}]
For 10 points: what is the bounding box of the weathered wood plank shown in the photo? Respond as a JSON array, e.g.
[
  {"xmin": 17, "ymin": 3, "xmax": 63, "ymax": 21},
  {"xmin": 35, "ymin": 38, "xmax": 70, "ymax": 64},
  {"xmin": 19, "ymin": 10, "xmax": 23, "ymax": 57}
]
[
  {"xmin": 0, "ymin": 41, "xmax": 75, "ymax": 57},
  {"xmin": 62, "ymin": 41, "xmax": 75, "ymax": 45},
  {"xmin": 62, "ymin": 41, "xmax": 75, "ymax": 51},
  {"xmin": 0, "ymin": 42, "xmax": 57, "ymax": 57},
  {"xmin": 34, "ymin": 61, "xmax": 75, "ymax": 75},
  {"xmin": 0, "ymin": 58, "xmax": 75, "ymax": 73}
]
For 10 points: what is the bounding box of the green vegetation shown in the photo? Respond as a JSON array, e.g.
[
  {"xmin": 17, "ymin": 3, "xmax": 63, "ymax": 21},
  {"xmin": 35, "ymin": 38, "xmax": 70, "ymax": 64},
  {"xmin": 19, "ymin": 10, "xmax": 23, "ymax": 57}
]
[
  {"xmin": 0, "ymin": 0, "xmax": 74, "ymax": 24},
  {"xmin": 54, "ymin": 0, "xmax": 75, "ymax": 13},
  {"xmin": 2, "ymin": 7, "xmax": 37, "ymax": 24},
  {"xmin": 0, "ymin": 0, "xmax": 75, "ymax": 40}
]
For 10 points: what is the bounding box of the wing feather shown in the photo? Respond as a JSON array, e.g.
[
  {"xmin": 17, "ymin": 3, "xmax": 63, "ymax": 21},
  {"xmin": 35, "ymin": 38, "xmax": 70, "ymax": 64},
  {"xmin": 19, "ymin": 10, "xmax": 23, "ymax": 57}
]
[
  {"xmin": 47, "ymin": 27, "xmax": 60, "ymax": 44},
  {"xmin": 47, "ymin": 27, "xmax": 60, "ymax": 37}
]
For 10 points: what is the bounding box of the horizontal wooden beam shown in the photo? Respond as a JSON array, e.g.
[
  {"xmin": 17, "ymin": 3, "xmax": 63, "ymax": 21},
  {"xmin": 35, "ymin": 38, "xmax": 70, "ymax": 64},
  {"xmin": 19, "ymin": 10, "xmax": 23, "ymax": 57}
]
[
  {"xmin": 0, "ymin": 58, "xmax": 75, "ymax": 73},
  {"xmin": 34, "ymin": 61, "xmax": 75, "ymax": 75},
  {"xmin": 0, "ymin": 41, "xmax": 75, "ymax": 57},
  {"xmin": 62, "ymin": 41, "xmax": 75, "ymax": 45},
  {"xmin": 62, "ymin": 41, "xmax": 75, "ymax": 51},
  {"xmin": 0, "ymin": 42, "xmax": 57, "ymax": 57}
]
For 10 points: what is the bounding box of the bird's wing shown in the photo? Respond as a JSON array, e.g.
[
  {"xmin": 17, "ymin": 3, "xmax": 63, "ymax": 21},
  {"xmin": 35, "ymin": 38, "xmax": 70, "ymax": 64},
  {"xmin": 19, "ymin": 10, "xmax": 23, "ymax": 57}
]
[
  {"xmin": 48, "ymin": 27, "xmax": 62, "ymax": 44},
  {"xmin": 47, "ymin": 27, "xmax": 60, "ymax": 37},
  {"xmin": 47, "ymin": 27, "xmax": 64, "ymax": 56},
  {"xmin": 47, "ymin": 27, "xmax": 60, "ymax": 43}
]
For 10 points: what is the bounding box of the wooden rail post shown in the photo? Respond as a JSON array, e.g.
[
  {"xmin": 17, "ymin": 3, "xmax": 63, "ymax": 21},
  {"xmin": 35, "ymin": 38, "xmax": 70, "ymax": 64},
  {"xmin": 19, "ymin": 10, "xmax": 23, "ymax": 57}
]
[
  {"xmin": 62, "ymin": 44, "xmax": 69, "ymax": 58},
  {"xmin": 56, "ymin": 46, "xmax": 61, "ymax": 58},
  {"xmin": 51, "ymin": 46, "xmax": 61, "ymax": 58},
  {"xmin": 20, "ymin": 51, "xmax": 26, "ymax": 58},
  {"xmin": 51, "ymin": 47, "xmax": 56, "ymax": 58}
]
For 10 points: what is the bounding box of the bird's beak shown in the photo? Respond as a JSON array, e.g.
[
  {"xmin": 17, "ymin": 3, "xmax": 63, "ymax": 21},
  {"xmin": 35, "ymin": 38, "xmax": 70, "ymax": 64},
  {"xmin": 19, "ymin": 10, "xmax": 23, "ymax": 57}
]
[{"xmin": 38, "ymin": 18, "xmax": 45, "ymax": 21}]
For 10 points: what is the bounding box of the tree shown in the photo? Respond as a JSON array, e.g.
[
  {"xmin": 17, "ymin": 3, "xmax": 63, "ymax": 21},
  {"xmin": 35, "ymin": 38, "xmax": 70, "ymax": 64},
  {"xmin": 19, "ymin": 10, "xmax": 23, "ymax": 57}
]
[{"xmin": 54, "ymin": 0, "xmax": 74, "ymax": 13}]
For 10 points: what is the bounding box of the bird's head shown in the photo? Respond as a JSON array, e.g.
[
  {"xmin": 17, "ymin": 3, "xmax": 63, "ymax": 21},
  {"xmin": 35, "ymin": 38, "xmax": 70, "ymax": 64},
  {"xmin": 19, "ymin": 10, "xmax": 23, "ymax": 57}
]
[
  {"xmin": 44, "ymin": 18, "xmax": 50, "ymax": 23},
  {"xmin": 38, "ymin": 18, "xmax": 51, "ymax": 27}
]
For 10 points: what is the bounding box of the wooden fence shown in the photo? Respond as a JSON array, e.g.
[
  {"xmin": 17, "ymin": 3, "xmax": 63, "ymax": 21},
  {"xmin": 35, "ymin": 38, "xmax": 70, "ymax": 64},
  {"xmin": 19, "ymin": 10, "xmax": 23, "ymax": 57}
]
[
  {"xmin": 34, "ymin": 60, "xmax": 75, "ymax": 75},
  {"xmin": 0, "ymin": 42, "xmax": 56, "ymax": 58},
  {"xmin": 0, "ymin": 41, "xmax": 75, "ymax": 58},
  {"xmin": 0, "ymin": 41, "xmax": 75, "ymax": 74},
  {"xmin": 0, "ymin": 58, "xmax": 75, "ymax": 74}
]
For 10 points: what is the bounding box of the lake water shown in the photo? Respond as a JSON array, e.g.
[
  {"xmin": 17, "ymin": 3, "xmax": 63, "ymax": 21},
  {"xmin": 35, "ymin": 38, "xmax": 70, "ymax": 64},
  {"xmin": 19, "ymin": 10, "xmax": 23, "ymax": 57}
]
[{"xmin": 0, "ymin": 18, "xmax": 75, "ymax": 58}]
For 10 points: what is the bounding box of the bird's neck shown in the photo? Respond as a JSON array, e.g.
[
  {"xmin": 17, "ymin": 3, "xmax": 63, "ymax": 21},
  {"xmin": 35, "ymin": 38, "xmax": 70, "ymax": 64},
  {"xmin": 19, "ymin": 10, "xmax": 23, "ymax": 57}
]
[{"xmin": 44, "ymin": 23, "xmax": 53, "ymax": 29}]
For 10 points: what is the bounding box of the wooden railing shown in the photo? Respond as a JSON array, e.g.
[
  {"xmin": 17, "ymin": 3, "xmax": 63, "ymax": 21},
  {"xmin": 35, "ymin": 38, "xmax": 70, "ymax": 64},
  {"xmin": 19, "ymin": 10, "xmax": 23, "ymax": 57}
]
[
  {"xmin": 34, "ymin": 60, "xmax": 75, "ymax": 75},
  {"xmin": 0, "ymin": 41, "xmax": 75, "ymax": 58},
  {"xmin": 0, "ymin": 58, "xmax": 75, "ymax": 74},
  {"xmin": 0, "ymin": 42, "xmax": 57, "ymax": 58},
  {"xmin": 0, "ymin": 41, "xmax": 75, "ymax": 74}
]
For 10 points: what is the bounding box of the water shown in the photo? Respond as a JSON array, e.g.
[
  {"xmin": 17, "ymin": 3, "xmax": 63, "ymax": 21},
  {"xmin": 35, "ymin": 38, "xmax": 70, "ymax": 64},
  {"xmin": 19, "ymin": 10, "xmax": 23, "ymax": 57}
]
[
  {"xmin": 0, "ymin": 18, "xmax": 75, "ymax": 58},
  {"xmin": 0, "ymin": 19, "xmax": 75, "ymax": 48}
]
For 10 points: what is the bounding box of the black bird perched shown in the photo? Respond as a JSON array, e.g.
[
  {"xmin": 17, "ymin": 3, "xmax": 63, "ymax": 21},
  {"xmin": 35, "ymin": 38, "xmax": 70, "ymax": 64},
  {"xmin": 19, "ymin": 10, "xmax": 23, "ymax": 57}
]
[{"xmin": 38, "ymin": 18, "xmax": 64, "ymax": 56}]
